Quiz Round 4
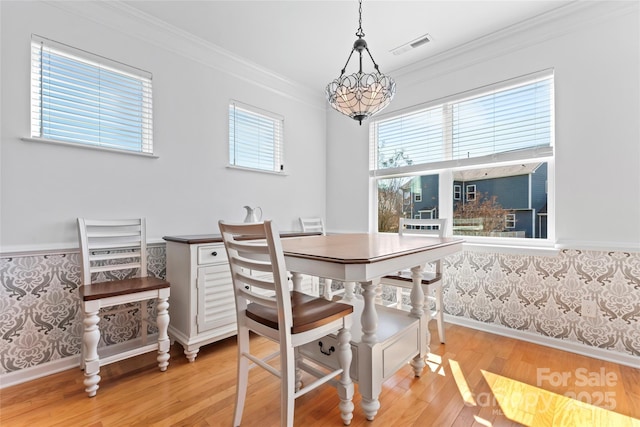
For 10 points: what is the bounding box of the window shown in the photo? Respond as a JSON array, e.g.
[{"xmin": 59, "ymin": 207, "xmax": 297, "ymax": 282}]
[
  {"xmin": 371, "ymin": 70, "xmax": 554, "ymax": 242},
  {"xmin": 414, "ymin": 193, "xmax": 422, "ymax": 202},
  {"xmin": 30, "ymin": 35, "xmax": 153, "ymax": 154},
  {"xmin": 465, "ymin": 185, "xmax": 476, "ymax": 202},
  {"xmin": 453, "ymin": 185, "xmax": 461, "ymax": 200},
  {"xmin": 229, "ymin": 101, "xmax": 284, "ymax": 174}
]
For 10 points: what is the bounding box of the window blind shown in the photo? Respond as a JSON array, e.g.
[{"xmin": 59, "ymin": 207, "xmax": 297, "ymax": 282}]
[
  {"xmin": 30, "ymin": 35, "xmax": 153, "ymax": 154},
  {"xmin": 371, "ymin": 70, "xmax": 554, "ymax": 176},
  {"xmin": 229, "ymin": 101, "xmax": 284, "ymax": 173}
]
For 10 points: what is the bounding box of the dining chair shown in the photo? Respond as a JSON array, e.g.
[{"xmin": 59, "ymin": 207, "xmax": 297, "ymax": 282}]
[
  {"xmin": 219, "ymin": 220, "xmax": 354, "ymax": 427},
  {"xmin": 381, "ymin": 218, "xmax": 447, "ymax": 344},
  {"xmin": 299, "ymin": 217, "xmax": 335, "ymax": 300},
  {"xmin": 77, "ymin": 218, "xmax": 170, "ymax": 397}
]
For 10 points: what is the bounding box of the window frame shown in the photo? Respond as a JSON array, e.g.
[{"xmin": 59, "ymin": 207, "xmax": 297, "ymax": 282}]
[
  {"xmin": 228, "ymin": 100, "xmax": 285, "ymax": 175},
  {"xmin": 27, "ymin": 35, "xmax": 154, "ymax": 157},
  {"xmin": 453, "ymin": 184, "xmax": 462, "ymax": 200},
  {"xmin": 465, "ymin": 185, "xmax": 477, "ymax": 202},
  {"xmin": 369, "ymin": 70, "xmax": 555, "ymax": 249}
]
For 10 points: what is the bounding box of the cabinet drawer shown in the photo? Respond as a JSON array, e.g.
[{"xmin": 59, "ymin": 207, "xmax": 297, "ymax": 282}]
[
  {"xmin": 299, "ymin": 334, "xmax": 358, "ymax": 380},
  {"xmin": 197, "ymin": 245, "xmax": 228, "ymax": 265}
]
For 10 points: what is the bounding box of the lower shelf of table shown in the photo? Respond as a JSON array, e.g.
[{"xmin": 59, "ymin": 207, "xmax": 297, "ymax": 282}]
[{"xmin": 299, "ymin": 298, "xmax": 423, "ymax": 383}]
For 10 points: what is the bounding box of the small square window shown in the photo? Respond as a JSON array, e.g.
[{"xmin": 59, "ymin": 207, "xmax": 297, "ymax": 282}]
[
  {"xmin": 453, "ymin": 185, "xmax": 461, "ymax": 200},
  {"xmin": 466, "ymin": 185, "xmax": 476, "ymax": 201},
  {"xmin": 229, "ymin": 101, "xmax": 284, "ymax": 174}
]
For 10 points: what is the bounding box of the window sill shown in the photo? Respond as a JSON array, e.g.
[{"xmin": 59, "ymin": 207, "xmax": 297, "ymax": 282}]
[
  {"xmin": 226, "ymin": 165, "xmax": 288, "ymax": 176},
  {"xmin": 462, "ymin": 241, "xmax": 560, "ymax": 257},
  {"xmin": 22, "ymin": 137, "xmax": 158, "ymax": 158}
]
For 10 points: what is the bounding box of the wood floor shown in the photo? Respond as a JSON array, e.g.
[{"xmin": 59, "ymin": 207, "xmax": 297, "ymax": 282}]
[{"xmin": 1, "ymin": 323, "xmax": 639, "ymax": 427}]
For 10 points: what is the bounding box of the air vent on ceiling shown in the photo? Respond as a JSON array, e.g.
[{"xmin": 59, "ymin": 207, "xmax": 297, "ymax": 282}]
[{"xmin": 390, "ymin": 33, "xmax": 432, "ymax": 56}]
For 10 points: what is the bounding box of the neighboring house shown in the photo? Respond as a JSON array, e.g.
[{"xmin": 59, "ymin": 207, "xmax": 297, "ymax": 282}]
[
  {"xmin": 400, "ymin": 164, "xmax": 548, "ymax": 238},
  {"xmin": 453, "ymin": 163, "xmax": 548, "ymax": 238},
  {"xmin": 402, "ymin": 174, "xmax": 439, "ymax": 219}
]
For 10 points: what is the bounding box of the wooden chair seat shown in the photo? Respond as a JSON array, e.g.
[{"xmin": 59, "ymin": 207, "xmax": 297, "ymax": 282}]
[
  {"xmin": 246, "ymin": 291, "xmax": 354, "ymax": 334},
  {"xmin": 80, "ymin": 276, "xmax": 170, "ymax": 301}
]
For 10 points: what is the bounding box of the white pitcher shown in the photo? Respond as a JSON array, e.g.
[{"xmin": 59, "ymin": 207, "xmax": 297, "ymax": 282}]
[{"xmin": 243, "ymin": 206, "xmax": 263, "ymax": 223}]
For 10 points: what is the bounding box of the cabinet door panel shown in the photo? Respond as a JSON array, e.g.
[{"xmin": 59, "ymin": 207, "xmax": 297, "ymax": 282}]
[{"xmin": 196, "ymin": 264, "xmax": 236, "ymax": 333}]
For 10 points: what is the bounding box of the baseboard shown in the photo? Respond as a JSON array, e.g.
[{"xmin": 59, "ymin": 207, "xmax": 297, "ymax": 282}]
[
  {"xmin": 0, "ymin": 355, "xmax": 81, "ymax": 389},
  {"xmin": 445, "ymin": 315, "xmax": 640, "ymax": 368},
  {"xmin": 0, "ymin": 336, "xmax": 163, "ymax": 389}
]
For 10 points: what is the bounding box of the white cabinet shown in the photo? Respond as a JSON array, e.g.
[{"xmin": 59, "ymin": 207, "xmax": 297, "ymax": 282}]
[
  {"xmin": 164, "ymin": 233, "xmax": 320, "ymax": 362},
  {"xmin": 165, "ymin": 239, "xmax": 237, "ymax": 362}
]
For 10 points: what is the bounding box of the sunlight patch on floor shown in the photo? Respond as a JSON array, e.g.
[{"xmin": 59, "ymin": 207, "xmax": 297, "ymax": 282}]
[
  {"xmin": 425, "ymin": 353, "xmax": 446, "ymax": 376},
  {"xmin": 482, "ymin": 370, "xmax": 640, "ymax": 427}
]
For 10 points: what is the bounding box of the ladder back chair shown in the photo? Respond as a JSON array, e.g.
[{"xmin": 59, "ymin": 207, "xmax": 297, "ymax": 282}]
[
  {"xmin": 77, "ymin": 218, "xmax": 170, "ymax": 397},
  {"xmin": 219, "ymin": 220, "xmax": 354, "ymax": 427},
  {"xmin": 299, "ymin": 217, "xmax": 335, "ymax": 300},
  {"xmin": 381, "ymin": 218, "xmax": 447, "ymax": 344}
]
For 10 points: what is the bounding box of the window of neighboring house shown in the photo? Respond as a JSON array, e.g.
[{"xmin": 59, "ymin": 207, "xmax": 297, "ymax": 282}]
[
  {"xmin": 453, "ymin": 185, "xmax": 461, "ymax": 200},
  {"xmin": 465, "ymin": 185, "xmax": 476, "ymax": 202},
  {"xmin": 228, "ymin": 100, "xmax": 284, "ymax": 174},
  {"xmin": 371, "ymin": 70, "xmax": 554, "ymax": 242},
  {"xmin": 29, "ymin": 35, "xmax": 153, "ymax": 155},
  {"xmin": 414, "ymin": 193, "xmax": 422, "ymax": 202}
]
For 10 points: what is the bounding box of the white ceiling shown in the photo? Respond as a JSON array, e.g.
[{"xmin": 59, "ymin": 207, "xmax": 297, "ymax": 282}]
[{"xmin": 123, "ymin": 0, "xmax": 575, "ymax": 91}]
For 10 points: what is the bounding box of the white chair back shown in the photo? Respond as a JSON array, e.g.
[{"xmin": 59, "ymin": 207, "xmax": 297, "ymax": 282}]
[
  {"xmin": 299, "ymin": 217, "xmax": 326, "ymax": 235},
  {"xmin": 77, "ymin": 218, "xmax": 147, "ymax": 286},
  {"xmin": 399, "ymin": 218, "xmax": 447, "ymax": 238}
]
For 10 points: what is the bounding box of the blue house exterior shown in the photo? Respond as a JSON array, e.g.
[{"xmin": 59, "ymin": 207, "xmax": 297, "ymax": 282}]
[
  {"xmin": 453, "ymin": 163, "xmax": 548, "ymax": 238},
  {"xmin": 399, "ymin": 163, "xmax": 547, "ymax": 238},
  {"xmin": 402, "ymin": 174, "xmax": 439, "ymax": 219}
]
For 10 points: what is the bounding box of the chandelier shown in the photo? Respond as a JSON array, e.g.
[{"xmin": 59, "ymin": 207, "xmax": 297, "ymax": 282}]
[{"xmin": 326, "ymin": 0, "xmax": 396, "ymax": 125}]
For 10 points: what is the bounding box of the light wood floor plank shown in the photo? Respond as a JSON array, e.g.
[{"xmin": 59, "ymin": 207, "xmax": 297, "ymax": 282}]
[{"xmin": 1, "ymin": 323, "xmax": 638, "ymax": 426}]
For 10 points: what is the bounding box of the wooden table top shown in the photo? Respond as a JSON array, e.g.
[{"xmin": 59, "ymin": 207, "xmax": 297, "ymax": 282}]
[{"xmin": 281, "ymin": 233, "xmax": 463, "ymax": 265}]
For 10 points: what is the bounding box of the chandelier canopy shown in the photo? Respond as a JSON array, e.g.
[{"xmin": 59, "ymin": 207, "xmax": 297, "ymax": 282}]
[{"xmin": 326, "ymin": 0, "xmax": 396, "ymax": 125}]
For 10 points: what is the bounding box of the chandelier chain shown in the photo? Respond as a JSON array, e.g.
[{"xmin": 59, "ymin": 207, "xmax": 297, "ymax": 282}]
[{"xmin": 356, "ymin": 0, "xmax": 364, "ymax": 38}]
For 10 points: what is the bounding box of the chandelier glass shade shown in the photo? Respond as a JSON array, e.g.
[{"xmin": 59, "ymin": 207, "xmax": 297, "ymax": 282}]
[{"xmin": 326, "ymin": 0, "xmax": 395, "ymax": 125}]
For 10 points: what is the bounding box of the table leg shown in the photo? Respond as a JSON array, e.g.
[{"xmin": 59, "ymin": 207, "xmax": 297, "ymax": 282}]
[
  {"xmin": 358, "ymin": 280, "xmax": 381, "ymax": 420},
  {"xmin": 409, "ymin": 265, "xmax": 427, "ymax": 377}
]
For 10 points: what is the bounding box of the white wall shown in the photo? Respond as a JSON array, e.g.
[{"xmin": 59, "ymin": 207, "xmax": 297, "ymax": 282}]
[
  {"xmin": 326, "ymin": 2, "xmax": 640, "ymax": 251},
  {"xmin": 0, "ymin": 1, "xmax": 327, "ymax": 251}
]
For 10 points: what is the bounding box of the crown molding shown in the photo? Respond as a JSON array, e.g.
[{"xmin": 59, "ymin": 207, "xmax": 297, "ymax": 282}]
[
  {"xmin": 392, "ymin": 1, "xmax": 639, "ymax": 88},
  {"xmin": 42, "ymin": 0, "xmax": 325, "ymax": 110}
]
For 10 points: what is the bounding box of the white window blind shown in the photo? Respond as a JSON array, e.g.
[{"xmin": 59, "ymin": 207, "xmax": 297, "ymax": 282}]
[
  {"xmin": 30, "ymin": 35, "xmax": 153, "ymax": 154},
  {"xmin": 229, "ymin": 101, "xmax": 284, "ymax": 173},
  {"xmin": 371, "ymin": 70, "xmax": 554, "ymax": 176}
]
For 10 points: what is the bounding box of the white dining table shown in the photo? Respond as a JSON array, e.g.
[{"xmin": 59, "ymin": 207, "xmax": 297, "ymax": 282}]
[{"xmin": 281, "ymin": 233, "xmax": 463, "ymax": 421}]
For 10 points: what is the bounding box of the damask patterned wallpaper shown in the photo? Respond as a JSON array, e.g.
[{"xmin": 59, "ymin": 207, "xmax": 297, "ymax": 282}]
[
  {"xmin": 0, "ymin": 246, "xmax": 638, "ymax": 375},
  {"xmin": 440, "ymin": 250, "xmax": 640, "ymax": 356},
  {"xmin": 0, "ymin": 247, "xmax": 166, "ymax": 374}
]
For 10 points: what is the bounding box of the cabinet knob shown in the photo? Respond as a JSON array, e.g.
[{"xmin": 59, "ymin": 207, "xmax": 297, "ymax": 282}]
[{"xmin": 211, "ymin": 251, "xmax": 217, "ymax": 256}]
